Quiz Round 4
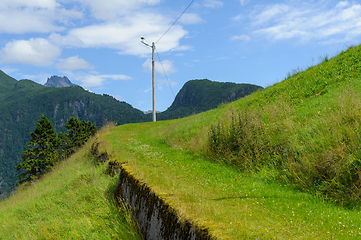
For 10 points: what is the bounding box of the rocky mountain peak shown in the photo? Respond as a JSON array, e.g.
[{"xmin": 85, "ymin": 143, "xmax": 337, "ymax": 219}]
[{"xmin": 45, "ymin": 76, "xmax": 74, "ymax": 88}]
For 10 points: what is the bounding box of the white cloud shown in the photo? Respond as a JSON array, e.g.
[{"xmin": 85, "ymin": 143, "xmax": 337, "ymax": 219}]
[
  {"xmin": 170, "ymin": 45, "xmax": 193, "ymax": 52},
  {"xmin": 178, "ymin": 13, "xmax": 205, "ymax": 25},
  {"xmin": 56, "ymin": 56, "xmax": 93, "ymax": 70},
  {"xmin": 240, "ymin": 0, "xmax": 250, "ymax": 6},
  {"xmin": 336, "ymin": 1, "xmax": 349, "ymax": 8},
  {"xmin": 0, "ymin": 10, "xmax": 64, "ymax": 34},
  {"xmin": 204, "ymin": 0, "xmax": 223, "ymax": 8},
  {"xmin": 67, "ymin": 12, "xmax": 188, "ymax": 56},
  {"xmin": 230, "ymin": 35, "xmax": 251, "ymax": 41},
  {"xmin": 249, "ymin": 1, "xmax": 361, "ymax": 43},
  {"xmin": 0, "ymin": 38, "xmax": 61, "ymax": 66},
  {"xmin": 156, "ymin": 79, "xmax": 177, "ymax": 87},
  {"xmin": 156, "ymin": 79, "xmax": 177, "ymax": 91},
  {"xmin": 78, "ymin": 0, "xmax": 160, "ymax": 20},
  {"xmin": 49, "ymin": 33, "xmax": 85, "ymax": 47},
  {"xmin": 114, "ymin": 94, "xmax": 124, "ymax": 101},
  {"xmin": 142, "ymin": 59, "xmax": 177, "ymax": 75},
  {"xmin": 0, "ymin": 0, "xmax": 82, "ymax": 34},
  {"xmin": 232, "ymin": 14, "xmax": 243, "ymax": 22},
  {"xmin": 0, "ymin": 1, "xmax": 191, "ymax": 58},
  {"xmin": 251, "ymin": 4, "xmax": 291, "ymax": 26},
  {"xmin": 143, "ymin": 88, "xmax": 151, "ymax": 93},
  {"xmin": 21, "ymin": 72, "xmax": 52, "ymax": 84},
  {"xmin": 0, "ymin": 0, "xmax": 58, "ymax": 11},
  {"xmin": 1, "ymin": 66, "xmax": 18, "ymax": 75},
  {"xmin": 74, "ymin": 73, "xmax": 131, "ymax": 88}
]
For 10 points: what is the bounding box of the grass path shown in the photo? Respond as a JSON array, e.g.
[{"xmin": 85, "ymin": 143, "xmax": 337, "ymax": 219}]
[{"xmin": 103, "ymin": 122, "xmax": 361, "ymax": 239}]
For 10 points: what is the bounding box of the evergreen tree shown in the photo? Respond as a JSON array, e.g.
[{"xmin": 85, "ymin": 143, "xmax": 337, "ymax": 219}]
[
  {"xmin": 61, "ymin": 117, "xmax": 97, "ymax": 158},
  {"xmin": 16, "ymin": 115, "xmax": 60, "ymax": 183}
]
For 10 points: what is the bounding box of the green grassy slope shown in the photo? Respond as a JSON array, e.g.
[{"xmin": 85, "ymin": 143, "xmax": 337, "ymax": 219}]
[
  {"xmin": 104, "ymin": 122, "xmax": 361, "ymax": 239},
  {"xmin": 2, "ymin": 45, "xmax": 361, "ymax": 239},
  {"xmin": 98, "ymin": 44, "xmax": 361, "ymax": 239},
  {"xmin": 155, "ymin": 44, "xmax": 361, "ymax": 205},
  {"xmin": 0, "ymin": 126, "xmax": 142, "ymax": 240}
]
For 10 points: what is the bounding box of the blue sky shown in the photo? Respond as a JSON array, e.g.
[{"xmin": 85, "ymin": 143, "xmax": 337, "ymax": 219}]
[{"xmin": 1, "ymin": 0, "xmax": 361, "ymax": 112}]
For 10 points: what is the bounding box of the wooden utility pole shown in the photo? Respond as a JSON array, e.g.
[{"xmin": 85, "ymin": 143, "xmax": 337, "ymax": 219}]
[
  {"xmin": 141, "ymin": 37, "xmax": 156, "ymax": 122},
  {"xmin": 151, "ymin": 42, "xmax": 156, "ymax": 122}
]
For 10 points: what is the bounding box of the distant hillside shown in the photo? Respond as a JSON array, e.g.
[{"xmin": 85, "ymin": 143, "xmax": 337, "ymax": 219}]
[
  {"xmin": 0, "ymin": 71, "xmax": 147, "ymax": 197},
  {"xmin": 0, "ymin": 74, "xmax": 261, "ymax": 197},
  {"xmin": 44, "ymin": 75, "xmax": 75, "ymax": 88},
  {"xmin": 157, "ymin": 79, "xmax": 263, "ymax": 120}
]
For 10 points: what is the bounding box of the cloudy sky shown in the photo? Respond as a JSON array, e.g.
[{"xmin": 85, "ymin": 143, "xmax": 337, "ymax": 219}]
[{"xmin": 1, "ymin": 0, "xmax": 361, "ymax": 112}]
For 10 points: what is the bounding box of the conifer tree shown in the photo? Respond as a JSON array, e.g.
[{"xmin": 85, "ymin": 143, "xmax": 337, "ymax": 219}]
[
  {"xmin": 61, "ymin": 117, "xmax": 97, "ymax": 158},
  {"xmin": 16, "ymin": 115, "xmax": 60, "ymax": 183}
]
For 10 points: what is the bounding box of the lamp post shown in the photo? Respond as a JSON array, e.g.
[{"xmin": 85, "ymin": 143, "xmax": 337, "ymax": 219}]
[{"xmin": 141, "ymin": 37, "xmax": 156, "ymax": 122}]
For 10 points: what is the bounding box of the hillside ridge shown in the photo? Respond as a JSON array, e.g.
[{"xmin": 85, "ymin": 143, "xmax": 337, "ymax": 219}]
[
  {"xmin": 0, "ymin": 73, "xmax": 147, "ymax": 197},
  {"xmin": 158, "ymin": 79, "xmax": 262, "ymax": 120}
]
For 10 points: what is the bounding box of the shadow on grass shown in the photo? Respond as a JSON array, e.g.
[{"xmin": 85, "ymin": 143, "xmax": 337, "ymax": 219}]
[{"xmin": 104, "ymin": 176, "xmax": 143, "ymax": 240}]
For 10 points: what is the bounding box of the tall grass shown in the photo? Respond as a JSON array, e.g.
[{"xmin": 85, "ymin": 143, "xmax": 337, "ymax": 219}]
[
  {"xmin": 103, "ymin": 120, "xmax": 361, "ymax": 239},
  {"xmin": 207, "ymin": 44, "xmax": 361, "ymax": 206},
  {"xmin": 0, "ymin": 125, "xmax": 141, "ymax": 240}
]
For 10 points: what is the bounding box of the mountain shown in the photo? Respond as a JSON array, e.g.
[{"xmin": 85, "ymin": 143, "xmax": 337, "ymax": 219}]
[
  {"xmin": 0, "ymin": 70, "xmax": 17, "ymax": 97},
  {"xmin": 0, "ymin": 73, "xmax": 261, "ymax": 198},
  {"xmin": 0, "ymin": 71, "xmax": 148, "ymax": 197},
  {"xmin": 44, "ymin": 76, "xmax": 74, "ymax": 88},
  {"xmin": 157, "ymin": 79, "xmax": 263, "ymax": 120}
]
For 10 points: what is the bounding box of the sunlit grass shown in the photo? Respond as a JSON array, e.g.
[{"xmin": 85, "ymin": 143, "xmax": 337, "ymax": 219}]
[
  {"xmin": 2, "ymin": 44, "xmax": 361, "ymax": 239},
  {"xmin": 99, "ymin": 44, "xmax": 361, "ymax": 239},
  {"xmin": 102, "ymin": 122, "xmax": 361, "ymax": 239}
]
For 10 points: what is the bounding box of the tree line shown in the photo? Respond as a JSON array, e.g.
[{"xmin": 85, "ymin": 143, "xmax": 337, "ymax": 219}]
[{"xmin": 16, "ymin": 115, "xmax": 97, "ymax": 184}]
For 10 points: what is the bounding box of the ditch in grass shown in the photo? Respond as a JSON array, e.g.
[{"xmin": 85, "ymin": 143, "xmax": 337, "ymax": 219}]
[{"xmin": 103, "ymin": 122, "xmax": 361, "ymax": 239}]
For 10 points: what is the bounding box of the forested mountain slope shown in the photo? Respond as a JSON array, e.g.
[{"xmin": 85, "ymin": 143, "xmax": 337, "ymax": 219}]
[
  {"xmin": 0, "ymin": 73, "xmax": 261, "ymax": 197},
  {"xmin": 0, "ymin": 71, "xmax": 147, "ymax": 196},
  {"xmin": 157, "ymin": 79, "xmax": 262, "ymax": 120}
]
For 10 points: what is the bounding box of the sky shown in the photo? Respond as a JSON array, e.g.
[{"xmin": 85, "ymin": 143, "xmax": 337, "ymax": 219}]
[{"xmin": 1, "ymin": 0, "xmax": 361, "ymax": 112}]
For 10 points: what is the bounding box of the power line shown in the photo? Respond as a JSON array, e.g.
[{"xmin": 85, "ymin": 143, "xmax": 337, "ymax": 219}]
[
  {"xmin": 156, "ymin": 0, "xmax": 195, "ymax": 44},
  {"xmin": 156, "ymin": 49, "xmax": 176, "ymax": 98},
  {"xmin": 129, "ymin": 70, "xmax": 148, "ymax": 105}
]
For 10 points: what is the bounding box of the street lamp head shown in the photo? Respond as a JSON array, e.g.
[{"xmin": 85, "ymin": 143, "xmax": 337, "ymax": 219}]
[{"xmin": 141, "ymin": 37, "xmax": 151, "ymax": 47}]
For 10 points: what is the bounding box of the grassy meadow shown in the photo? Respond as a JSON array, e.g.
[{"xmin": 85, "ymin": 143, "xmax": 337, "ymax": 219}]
[
  {"xmin": 1, "ymin": 44, "xmax": 361, "ymax": 239},
  {"xmin": 100, "ymin": 44, "xmax": 361, "ymax": 239},
  {"xmin": 0, "ymin": 126, "xmax": 142, "ymax": 240}
]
